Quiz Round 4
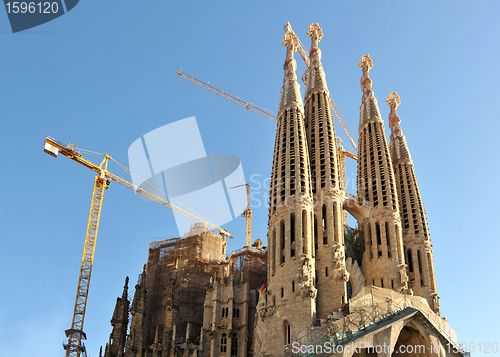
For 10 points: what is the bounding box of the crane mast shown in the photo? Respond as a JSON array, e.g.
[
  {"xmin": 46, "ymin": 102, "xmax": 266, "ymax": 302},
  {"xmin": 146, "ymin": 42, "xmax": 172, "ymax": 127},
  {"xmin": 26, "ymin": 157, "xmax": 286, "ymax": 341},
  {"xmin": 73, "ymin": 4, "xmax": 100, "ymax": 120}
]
[
  {"xmin": 44, "ymin": 137, "xmax": 231, "ymax": 357},
  {"xmin": 230, "ymin": 183, "xmax": 252, "ymax": 247}
]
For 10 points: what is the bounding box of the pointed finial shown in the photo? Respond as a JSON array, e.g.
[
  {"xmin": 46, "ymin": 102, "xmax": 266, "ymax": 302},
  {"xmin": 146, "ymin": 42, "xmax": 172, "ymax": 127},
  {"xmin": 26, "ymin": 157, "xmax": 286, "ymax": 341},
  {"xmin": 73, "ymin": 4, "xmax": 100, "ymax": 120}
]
[
  {"xmin": 122, "ymin": 276, "xmax": 129, "ymax": 299},
  {"xmin": 357, "ymin": 54, "xmax": 373, "ymax": 91},
  {"xmin": 306, "ymin": 23, "xmax": 323, "ymax": 64},
  {"xmin": 385, "ymin": 92, "xmax": 401, "ymax": 132},
  {"xmin": 281, "ymin": 32, "xmax": 298, "ymax": 59}
]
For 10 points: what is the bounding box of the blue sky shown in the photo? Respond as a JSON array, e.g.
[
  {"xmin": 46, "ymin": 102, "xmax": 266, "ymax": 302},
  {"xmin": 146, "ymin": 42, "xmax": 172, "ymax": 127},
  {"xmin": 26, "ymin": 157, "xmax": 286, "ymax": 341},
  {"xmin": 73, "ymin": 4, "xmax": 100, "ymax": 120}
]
[{"xmin": 1, "ymin": 1, "xmax": 499, "ymax": 356}]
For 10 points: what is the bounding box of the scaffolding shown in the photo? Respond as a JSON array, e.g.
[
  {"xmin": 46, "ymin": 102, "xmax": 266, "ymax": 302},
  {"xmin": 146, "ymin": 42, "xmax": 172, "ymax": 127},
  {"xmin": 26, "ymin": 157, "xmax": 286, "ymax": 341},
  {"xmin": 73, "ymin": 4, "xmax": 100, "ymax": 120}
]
[{"xmin": 144, "ymin": 231, "xmax": 228, "ymax": 353}]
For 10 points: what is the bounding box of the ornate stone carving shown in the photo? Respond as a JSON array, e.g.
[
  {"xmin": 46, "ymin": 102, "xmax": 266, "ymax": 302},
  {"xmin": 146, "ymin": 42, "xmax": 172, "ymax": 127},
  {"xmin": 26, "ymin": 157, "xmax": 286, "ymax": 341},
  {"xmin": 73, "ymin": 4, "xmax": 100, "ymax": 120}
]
[
  {"xmin": 357, "ymin": 54, "xmax": 373, "ymax": 92},
  {"xmin": 385, "ymin": 91, "xmax": 401, "ymax": 133},
  {"xmin": 300, "ymin": 284, "xmax": 317, "ymax": 298},
  {"xmin": 300, "ymin": 259, "xmax": 313, "ymax": 283},
  {"xmin": 333, "ymin": 244, "xmax": 346, "ymax": 270},
  {"xmin": 306, "ymin": 23, "xmax": 323, "ymax": 64}
]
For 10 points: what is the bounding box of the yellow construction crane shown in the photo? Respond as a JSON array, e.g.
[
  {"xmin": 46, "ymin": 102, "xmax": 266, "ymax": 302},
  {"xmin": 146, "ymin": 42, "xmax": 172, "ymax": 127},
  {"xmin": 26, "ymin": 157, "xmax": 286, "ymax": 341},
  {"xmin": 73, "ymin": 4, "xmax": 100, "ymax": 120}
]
[
  {"xmin": 43, "ymin": 137, "xmax": 232, "ymax": 357},
  {"xmin": 230, "ymin": 183, "xmax": 252, "ymax": 247},
  {"xmin": 176, "ymin": 71, "xmax": 277, "ymax": 123},
  {"xmin": 176, "ymin": 70, "xmax": 358, "ymax": 226},
  {"xmin": 283, "ymin": 22, "xmax": 358, "ymax": 151}
]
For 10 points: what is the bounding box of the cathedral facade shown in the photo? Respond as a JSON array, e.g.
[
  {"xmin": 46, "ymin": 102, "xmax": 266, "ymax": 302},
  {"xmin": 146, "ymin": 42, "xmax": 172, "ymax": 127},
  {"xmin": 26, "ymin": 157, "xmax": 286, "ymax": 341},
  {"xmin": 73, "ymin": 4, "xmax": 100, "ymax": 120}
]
[{"xmin": 102, "ymin": 24, "xmax": 464, "ymax": 357}]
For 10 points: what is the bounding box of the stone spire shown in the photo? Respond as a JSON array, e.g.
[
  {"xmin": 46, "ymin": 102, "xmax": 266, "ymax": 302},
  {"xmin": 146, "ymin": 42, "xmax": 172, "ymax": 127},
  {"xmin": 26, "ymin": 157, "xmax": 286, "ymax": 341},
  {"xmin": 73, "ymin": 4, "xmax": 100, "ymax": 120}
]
[
  {"xmin": 356, "ymin": 55, "xmax": 409, "ymax": 293},
  {"xmin": 105, "ymin": 277, "xmax": 130, "ymax": 357},
  {"xmin": 387, "ymin": 92, "xmax": 412, "ymax": 166},
  {"xmin": 304, "ymin": 23, "xmax": 347, "ymax": 318},
  {"xmin": 387, "ymin": 93, "xmax": 439, "ymax": 313},
  {"xmin": 277, "ymin": 32, "xmax": 303, "ymax": 119},
  {"xmin": 261, "ymin": 32, "xmax": 316, "ymax": 357},
  {"xmin": 357, "ymin": 55, "xmax": 384, "ymax": 131},
  {"xmin": 125, "ymin": 267, "xmax": 147, "ymax": 357},
  {"xmin": 305, "ymin": 23, "xmax": 329, "ymax": 99}
]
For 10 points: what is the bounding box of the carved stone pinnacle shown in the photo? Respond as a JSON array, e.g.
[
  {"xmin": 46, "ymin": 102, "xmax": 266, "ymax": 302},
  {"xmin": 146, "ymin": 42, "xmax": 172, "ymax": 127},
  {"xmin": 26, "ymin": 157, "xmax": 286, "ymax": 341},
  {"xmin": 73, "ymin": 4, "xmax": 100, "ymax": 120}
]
[
  {"xmin": 357, "ymin": 54, "xmax": 373, "ymax": 73},
  {"xmin": 385, "ymin": 92, "xmax": 401, "ymax": 110},
  {"xmin": 281, "ymin": 32, "xmax": 298, "ymax": 53},
  {"xmin": 386, "ymin": 92, "xmax": 401, "ymax": 130},
  {"xmin": 306, "ymin": 23, "xmax": 323, "ymax": 42},
  {"xmin": 358, "ymin": 54, "xmax": 373, "ymax": 91}
]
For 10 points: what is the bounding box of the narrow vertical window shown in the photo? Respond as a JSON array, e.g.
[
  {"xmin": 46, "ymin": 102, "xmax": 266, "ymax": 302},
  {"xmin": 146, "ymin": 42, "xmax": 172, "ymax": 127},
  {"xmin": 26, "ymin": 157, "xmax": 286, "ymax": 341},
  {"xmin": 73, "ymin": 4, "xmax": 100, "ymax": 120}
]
[
  {"xmin": 281, "ymin": 287, "xmax": 284, "ymax": 298},
  {"xmin": 376, "ymin": 222, "xmax": 382, "ymax": 258},
  {"xmin": 322, "ymin": 204, "xmax": 327, "ymax": 232},
  {"xmin": 290, "ymin": 213, "xmax": 296, "ymax": 257},
  {"xmin": 283, "ymin": 321, "xmax": 291, "ymax": 345},
  {"xmin": 417, "ymin": 250, "xmax": 425, "ymax": 286},
  {"xmin": 272, "ymin": 229, "xmax": 276, "ymax": 274},
  {"xmin": 231, "ymin": 333, "xmax": 238, "ymax": 356},
  {"xmin": 407, "ymin": 249, "xmax": 414, "ymax": 273},
  {"xmin": 385, "ymin": 221, "xmax": 392, "ymax": 258},
  {"xmin": 292, "ymin": 281, "xmax": 295, "ymax": 292},
  {"xmin": 220, "ymin": 333, "xmax": 227, "ymax": 353},
  {"xmin": 325, "ymin": 267, "xmax": 329, "ymax": 277},
  {"xmin": 280, "ymin": 220, "xmax": 285, "ymax": 250},
  {"xmin": 280, "ymin": 219, "xmax": 286, "ymax": 264},
  {"xmin": 302, "ymin": 210, "xmax": 307, "ymax": 254}
]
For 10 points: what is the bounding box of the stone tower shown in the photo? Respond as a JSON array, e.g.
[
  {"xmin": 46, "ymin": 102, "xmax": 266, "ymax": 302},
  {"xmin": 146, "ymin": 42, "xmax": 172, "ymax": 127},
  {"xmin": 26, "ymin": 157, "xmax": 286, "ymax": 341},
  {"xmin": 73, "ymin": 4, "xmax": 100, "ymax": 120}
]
[
  {"xmin": 303, "ymin": 23, "xmax": 348, "ymax": 318},
  {"xmin": 387, "ymin": 91, "xmax": 440, "ymax": 313},
  {"xmin": 356, "ymin": 55, "xmax": 409, "ymax": 292},
  {"xmin": 262, "ymin": 31, "xmax": 316, "ymax": 356},
  {"xmin": 104, "ymin": 277, "xmax": 130, "ymax": 357}
]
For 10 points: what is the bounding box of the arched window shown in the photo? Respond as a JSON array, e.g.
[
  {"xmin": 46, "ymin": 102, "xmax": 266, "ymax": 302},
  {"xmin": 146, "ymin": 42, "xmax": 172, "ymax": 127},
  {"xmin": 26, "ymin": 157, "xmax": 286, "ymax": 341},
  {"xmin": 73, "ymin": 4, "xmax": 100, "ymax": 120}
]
[
  {"xmin": 376, "ymin": 222, "xmax": 382, "ymax": 258},
  {"xmin": 417, "ymin": 250, "xmax": 425, "ymax": 286},
  {"xmin": 220, "ymin": 333, "xmax": 227, "ymax": 353},
  {"xmin": 407, "ymin": 249, "xmax": 414, "ymax": 273},
  {"xmin": 283, "ymin": 320, "xmax": 291, "ymax": 345},
  {"xmin": 322, "ymin": 204, "xmax": 327, "ymax": 232},
  {"xmin": 385, "ymin": 221, "xmax": 392, "ymax": 258},
  {"xmin": 231, "ymin": 333, "xmax": 238, "ymax": 356}
]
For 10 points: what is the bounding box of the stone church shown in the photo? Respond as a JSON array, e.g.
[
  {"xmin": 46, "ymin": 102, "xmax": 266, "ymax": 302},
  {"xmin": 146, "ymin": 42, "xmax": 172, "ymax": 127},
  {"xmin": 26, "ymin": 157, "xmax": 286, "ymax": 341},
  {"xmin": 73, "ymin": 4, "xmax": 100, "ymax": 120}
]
[{"xmin": 101, "ymin": 23, "xmax": 465, "ymax": 357}]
